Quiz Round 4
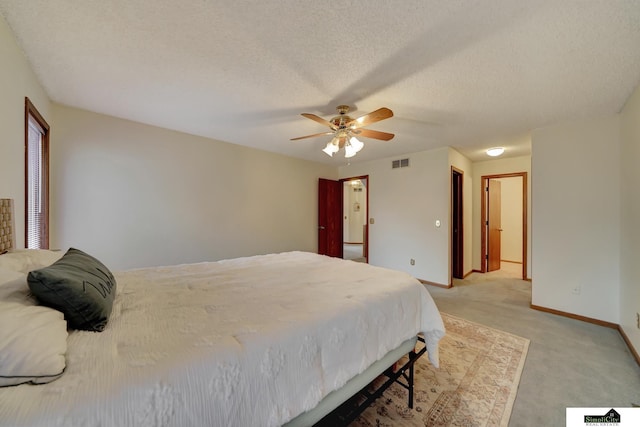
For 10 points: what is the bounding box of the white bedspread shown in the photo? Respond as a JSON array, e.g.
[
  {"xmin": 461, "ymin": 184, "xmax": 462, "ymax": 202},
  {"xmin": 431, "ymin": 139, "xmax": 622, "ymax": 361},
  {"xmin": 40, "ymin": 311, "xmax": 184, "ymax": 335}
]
[{"xmin": 0, "ymin": 251, "xmax": 444, "ymax": 427}]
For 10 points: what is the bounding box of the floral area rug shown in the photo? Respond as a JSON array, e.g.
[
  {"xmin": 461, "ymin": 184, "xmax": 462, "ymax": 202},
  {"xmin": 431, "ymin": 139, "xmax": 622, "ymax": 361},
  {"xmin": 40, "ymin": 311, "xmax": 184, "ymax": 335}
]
[{"xmin": 351, "ymin": 313, "xmax": 529, "ymax": 427}]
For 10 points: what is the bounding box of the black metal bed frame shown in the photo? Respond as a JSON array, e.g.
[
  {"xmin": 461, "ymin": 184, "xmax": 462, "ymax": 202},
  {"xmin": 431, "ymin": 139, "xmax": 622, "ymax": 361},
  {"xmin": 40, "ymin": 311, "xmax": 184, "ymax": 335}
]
[{"xmin": 314, "ymin": 336, "xmax": 427, "ymax": 426}]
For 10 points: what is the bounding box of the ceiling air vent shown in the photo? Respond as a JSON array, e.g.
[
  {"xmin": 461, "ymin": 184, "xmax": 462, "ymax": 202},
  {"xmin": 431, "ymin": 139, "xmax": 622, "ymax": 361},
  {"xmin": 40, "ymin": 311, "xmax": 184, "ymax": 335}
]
[{"xmin": 392, "ymin": 158, "xmax": 410, "ymax": 169}]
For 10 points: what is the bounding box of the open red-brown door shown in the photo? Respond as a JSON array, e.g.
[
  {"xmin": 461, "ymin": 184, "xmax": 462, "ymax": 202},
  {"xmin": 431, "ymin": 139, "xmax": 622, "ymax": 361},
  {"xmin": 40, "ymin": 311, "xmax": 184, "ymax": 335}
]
[{"xmin": 318, "ymin": 178, "xmax": 343, "ymax": 258}]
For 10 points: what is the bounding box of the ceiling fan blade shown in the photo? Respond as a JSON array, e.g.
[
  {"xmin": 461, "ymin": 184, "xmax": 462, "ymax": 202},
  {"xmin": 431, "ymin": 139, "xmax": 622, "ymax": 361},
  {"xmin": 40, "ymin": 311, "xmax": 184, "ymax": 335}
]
[
  {"xmin": 356, "ymin": 128, "xmax": 395, "ymax": 141},
  {"xmin": 347, "ymin": 107, "xmax": 393, "ymax": 129},
  {"xmin": 290, "ymin": 131, "xmax": 335, "ymax": 141},
  {"xmin": 301, "ymin": 113, "xmax": 337, "ymax": 130}
]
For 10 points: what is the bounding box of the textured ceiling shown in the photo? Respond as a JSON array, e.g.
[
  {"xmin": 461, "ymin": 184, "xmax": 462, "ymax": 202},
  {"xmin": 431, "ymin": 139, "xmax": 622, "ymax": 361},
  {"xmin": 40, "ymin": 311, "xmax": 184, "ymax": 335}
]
[{"xmin": 1, "ymin": 0, "xmax": 639, "ymax": 164}]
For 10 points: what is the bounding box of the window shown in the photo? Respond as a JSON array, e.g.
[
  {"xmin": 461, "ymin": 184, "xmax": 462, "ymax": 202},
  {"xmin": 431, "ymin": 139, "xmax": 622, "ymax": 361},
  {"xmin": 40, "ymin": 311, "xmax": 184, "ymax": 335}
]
[{"xmin": 25, "ymin": 97, "xmax": 50, "ymax": 249}]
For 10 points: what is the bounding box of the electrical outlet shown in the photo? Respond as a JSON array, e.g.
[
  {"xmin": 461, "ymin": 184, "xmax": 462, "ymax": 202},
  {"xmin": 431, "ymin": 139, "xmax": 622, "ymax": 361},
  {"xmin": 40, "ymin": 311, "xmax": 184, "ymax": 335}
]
[
  {"xmin": 571, "ymin": 284, "xmax": 581, "ymax": 295},
  {"xmin": 410, "ymin": 259, "xmax": 415, "ymax": 266}
]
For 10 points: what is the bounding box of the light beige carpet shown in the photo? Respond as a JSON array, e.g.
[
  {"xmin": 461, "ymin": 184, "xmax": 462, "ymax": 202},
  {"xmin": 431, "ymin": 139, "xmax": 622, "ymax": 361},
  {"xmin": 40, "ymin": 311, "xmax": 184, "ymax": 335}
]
[{"xmin": 351, "ymin": 313, "xmax": 530, "ymax": 427}]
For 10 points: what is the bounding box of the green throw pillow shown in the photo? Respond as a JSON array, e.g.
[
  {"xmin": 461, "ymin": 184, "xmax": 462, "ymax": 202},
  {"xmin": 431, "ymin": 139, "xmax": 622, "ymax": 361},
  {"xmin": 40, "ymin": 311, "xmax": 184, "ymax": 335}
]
[{"xmin": 27, "ymin": 248, "xmax": 116, "ymax": 332}]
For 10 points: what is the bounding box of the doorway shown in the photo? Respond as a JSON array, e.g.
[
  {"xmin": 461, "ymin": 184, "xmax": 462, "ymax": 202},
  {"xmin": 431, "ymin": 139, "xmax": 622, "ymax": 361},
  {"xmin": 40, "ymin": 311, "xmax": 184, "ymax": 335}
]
[
  {"xmin": 451, "ymin": 167, "xmax": 464, "ymax": 279},
  {"xmin": 317, "ymin": 176, "xmax": 369, "ymax": 262},
  {"xmin": 481, "ymin": 172, "xmax": 527, "ymax": 279},
  {"xmin": 342, "ymin": 176, "xmax": 368, "ymax": 263}
]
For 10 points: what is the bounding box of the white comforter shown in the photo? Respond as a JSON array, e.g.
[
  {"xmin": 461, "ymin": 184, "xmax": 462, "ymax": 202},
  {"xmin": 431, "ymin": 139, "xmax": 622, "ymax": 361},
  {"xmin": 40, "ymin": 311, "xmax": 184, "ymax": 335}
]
[{"xmin": 0, "ymin": 251, "xmax": 444, "ymax": 427}]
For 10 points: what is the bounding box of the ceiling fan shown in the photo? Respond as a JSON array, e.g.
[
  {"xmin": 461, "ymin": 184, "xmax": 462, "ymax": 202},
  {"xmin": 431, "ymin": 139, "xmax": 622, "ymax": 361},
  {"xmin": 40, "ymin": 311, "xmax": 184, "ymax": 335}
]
[{"xmin": 291, "ymin": 105, "xmax": 394, "ymax": 158}]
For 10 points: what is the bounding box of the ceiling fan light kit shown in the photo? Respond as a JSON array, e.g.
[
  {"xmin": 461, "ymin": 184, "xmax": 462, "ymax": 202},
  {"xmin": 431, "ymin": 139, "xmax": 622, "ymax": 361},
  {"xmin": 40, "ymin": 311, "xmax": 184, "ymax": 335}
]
[
  {"xmin": 292, "ymin": 105, "xmax": 394, "ymax": 159},
  {"xmin": 344, "ymin": 137, "xmax": 364, "ymax": 158},
  {"xmin": 322, "ymin": 139, "xmax": 340, "ymax": 156},
  {"xmin": 323, "ymin": 135, "xmax": 364, "ymax": 158}
]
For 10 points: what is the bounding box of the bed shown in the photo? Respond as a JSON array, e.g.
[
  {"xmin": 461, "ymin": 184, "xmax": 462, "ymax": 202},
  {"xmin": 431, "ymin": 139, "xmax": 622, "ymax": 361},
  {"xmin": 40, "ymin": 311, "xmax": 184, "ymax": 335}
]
[{"xmin": 0, "ymin": 199, "xmax": 445, "ymax": 427}]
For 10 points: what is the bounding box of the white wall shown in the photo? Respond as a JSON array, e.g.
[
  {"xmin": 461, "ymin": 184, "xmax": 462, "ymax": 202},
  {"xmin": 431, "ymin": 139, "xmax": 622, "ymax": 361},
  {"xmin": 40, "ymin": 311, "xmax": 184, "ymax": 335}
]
[
  {"xmin": 449, "ymin": 148, "xmax": 474, "ymax": 277},
  {"xmin": 620, "ymin": 82, "xmax": 640, "ymax": 352},
  {"xmin": 0, "ymin": 15, "xmax": 51, "ymax": 248},
  {"xmin": 472, "ymin": 155, "xmax": 531, "ymax": 277},
  {"xmin": 51, "ymin": 104, "xmax": 337, "ymax": 270},
  {"xmin": 339, "ymin": 147, "xmax": 450, "ymax": 285},
  {"xmin": 531, "ymin": 116, "xmax": 620, "ymax": 323},
  {"xmin": 499, "ymin": 177, "xmax": 523, "ymax": 263}
]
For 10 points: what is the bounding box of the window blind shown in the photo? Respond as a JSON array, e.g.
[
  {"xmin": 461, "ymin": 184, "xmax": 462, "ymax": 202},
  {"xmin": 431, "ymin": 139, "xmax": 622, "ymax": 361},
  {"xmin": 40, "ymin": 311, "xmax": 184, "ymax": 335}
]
[{"xmin": 26, "ymin": 116, "xmax": 45, "ymax": 249}]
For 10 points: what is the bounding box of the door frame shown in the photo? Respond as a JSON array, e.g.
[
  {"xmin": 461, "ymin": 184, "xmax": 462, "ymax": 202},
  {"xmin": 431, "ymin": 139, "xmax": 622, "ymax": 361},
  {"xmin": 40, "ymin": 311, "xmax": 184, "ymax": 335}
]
[
  {"xmin": 451, "ymin": 167, "xmax": 464, "ymax": 280},
  {"xmin": 341, "ymin": 175, "xmax": 369, "ymax": 261},
  {"xmin": 480, "ymin": 172, "xmax": 528, "ymax": 279}
]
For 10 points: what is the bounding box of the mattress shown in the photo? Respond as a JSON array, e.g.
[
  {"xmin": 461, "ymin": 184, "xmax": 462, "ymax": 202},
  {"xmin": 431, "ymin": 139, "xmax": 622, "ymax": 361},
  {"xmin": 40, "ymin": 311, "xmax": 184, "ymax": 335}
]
[{"xmin": 0, "ymin": 251, "xmax": 445, "ymax": 427}]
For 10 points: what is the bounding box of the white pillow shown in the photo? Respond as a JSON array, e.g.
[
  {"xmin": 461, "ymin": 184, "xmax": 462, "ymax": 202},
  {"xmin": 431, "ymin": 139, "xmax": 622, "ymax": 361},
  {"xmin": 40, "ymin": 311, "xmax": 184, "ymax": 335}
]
[
  {"xmin": 0, "ymin": 249, "xmax": 64, "ymax": 274},
  {"xmin": 0, "ymin": 300, "xmax": 68, "ymax": 386},
  {"xmin": 0, "ymin": 261, "xmax": 68, "ymax": 387}
]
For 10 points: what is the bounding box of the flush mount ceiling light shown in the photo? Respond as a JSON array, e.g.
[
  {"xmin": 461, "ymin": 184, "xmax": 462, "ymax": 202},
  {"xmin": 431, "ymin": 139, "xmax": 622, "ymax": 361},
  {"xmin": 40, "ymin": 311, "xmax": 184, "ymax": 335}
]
[
  {"xmin": 486, "ymin": 147, "xmax": 505, "ymax": 157},
  {"xmin": 291, "ymin": 105, "xmax": 394, "ymax": 159}
]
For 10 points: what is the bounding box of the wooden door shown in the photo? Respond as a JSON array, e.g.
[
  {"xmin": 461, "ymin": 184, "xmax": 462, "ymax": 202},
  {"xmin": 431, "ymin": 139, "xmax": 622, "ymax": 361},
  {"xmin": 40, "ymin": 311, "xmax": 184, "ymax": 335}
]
[
  {"xmin": 487, "ymin": 179, "xmax": 502, "ymax": 271},
  {"xmin": 318, "ymin": 178, "xmax": 343, "ymax": 258}
]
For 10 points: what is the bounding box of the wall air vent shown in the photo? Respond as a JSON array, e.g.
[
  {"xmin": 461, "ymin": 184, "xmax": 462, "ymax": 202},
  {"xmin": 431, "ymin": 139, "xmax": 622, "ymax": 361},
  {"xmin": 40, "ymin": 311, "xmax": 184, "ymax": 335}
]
[{"xmin": 392, "ymin": 158, "xmax": 410, "ymax": 169}]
